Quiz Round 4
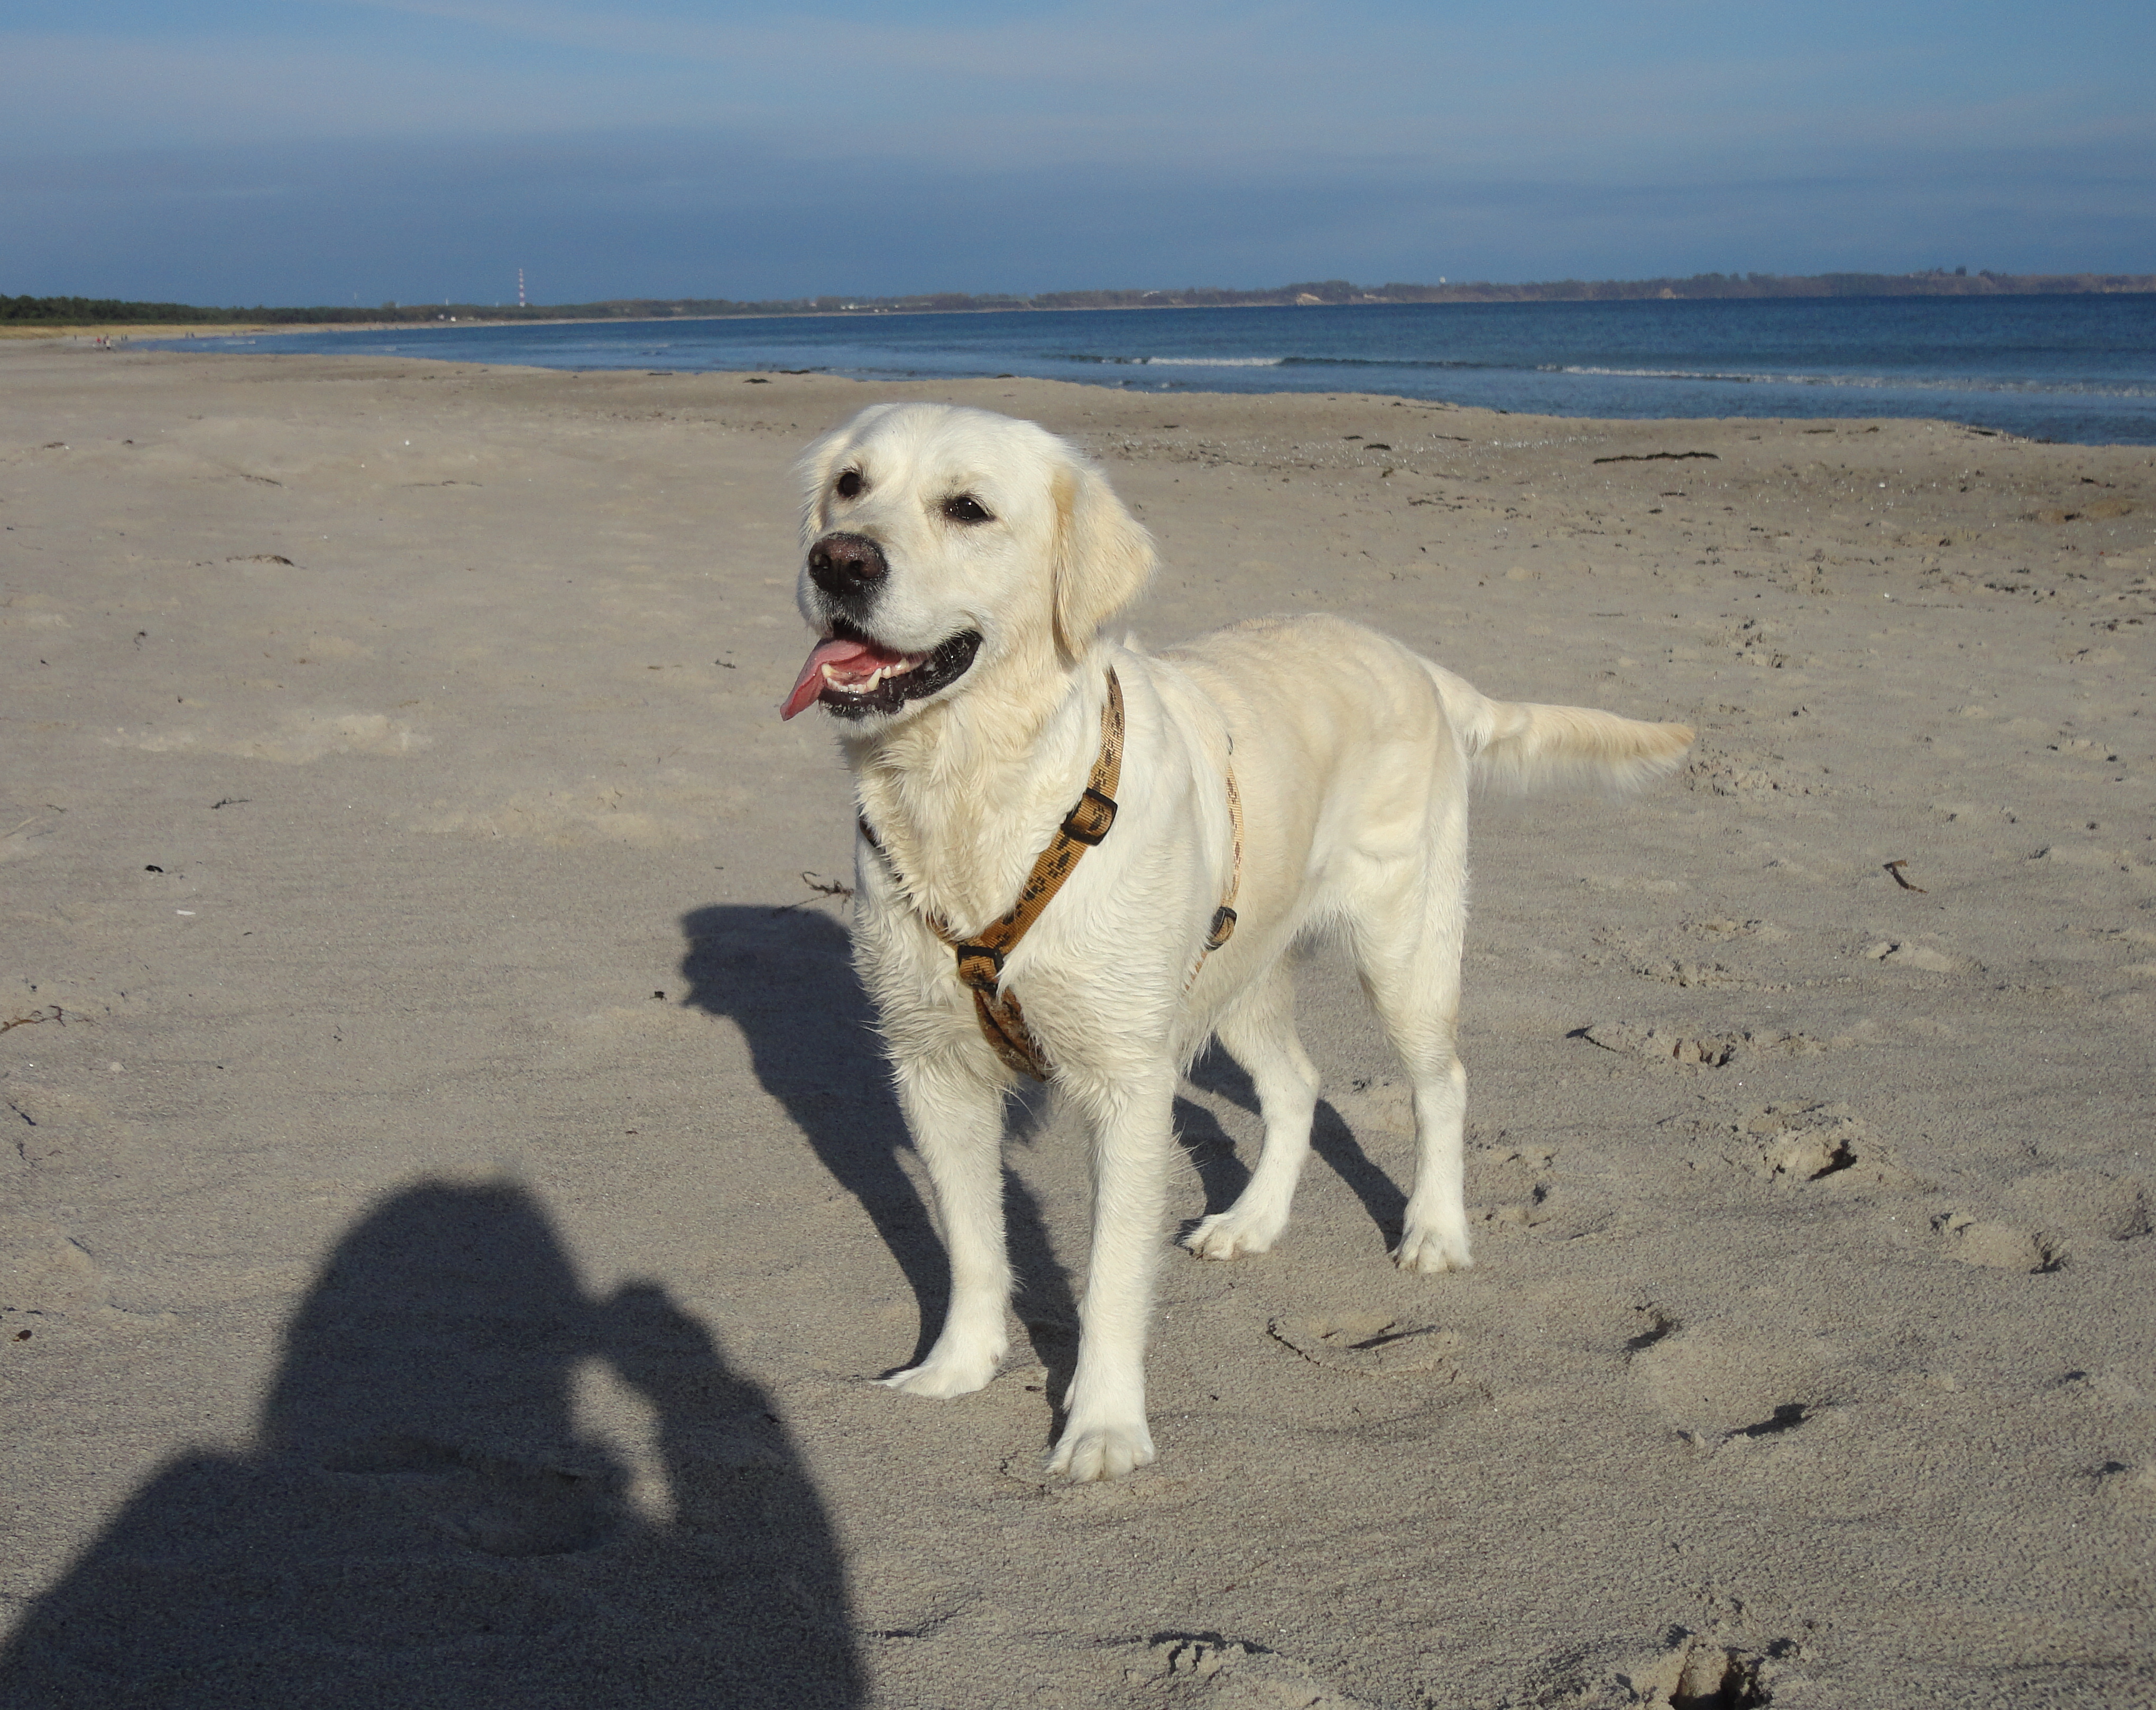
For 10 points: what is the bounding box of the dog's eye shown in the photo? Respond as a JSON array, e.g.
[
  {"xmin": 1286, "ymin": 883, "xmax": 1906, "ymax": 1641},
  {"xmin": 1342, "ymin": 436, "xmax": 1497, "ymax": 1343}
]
[
  {"xmin": 942, "ymin": 494, "xmax": 993, "ymax": 525},
  {"xmin": 835, "ymin": 469, "xmax": 864, "ymax": 499}
]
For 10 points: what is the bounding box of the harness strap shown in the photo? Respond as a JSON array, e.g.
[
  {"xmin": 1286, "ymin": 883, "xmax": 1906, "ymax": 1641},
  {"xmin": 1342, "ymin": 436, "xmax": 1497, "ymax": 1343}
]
[
  {"xmin": 860, "ymin": 669, "xmax": 1240, "ymax": 1082},
  {"xmin": 1206, "ymin": 766, "xmax": 1244, "ymax": 953},
  {"xmin": 934, "ymin": 670, "xmax": 1124, "ymax": 1080}
]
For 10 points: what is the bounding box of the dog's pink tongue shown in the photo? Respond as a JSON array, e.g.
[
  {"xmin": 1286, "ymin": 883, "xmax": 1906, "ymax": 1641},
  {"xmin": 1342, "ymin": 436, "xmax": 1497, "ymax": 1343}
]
[
  {"xmin": 781, "ymin": 635, "xmax": 907, "ymax": 720},
  {"xmin": 782, "ymin": 638, "xmax": 867, "ymax": 719}
]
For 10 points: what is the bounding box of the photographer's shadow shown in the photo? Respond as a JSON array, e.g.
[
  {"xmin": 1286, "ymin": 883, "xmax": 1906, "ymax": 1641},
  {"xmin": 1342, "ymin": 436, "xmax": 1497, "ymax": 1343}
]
[
  {"xmin": 679, "ymin": 904, "xmax": 1080, "ymax": 1394},
  {"xmin": 0, "ymin": 1179, "xmax": 861, "ymax": 1709}
]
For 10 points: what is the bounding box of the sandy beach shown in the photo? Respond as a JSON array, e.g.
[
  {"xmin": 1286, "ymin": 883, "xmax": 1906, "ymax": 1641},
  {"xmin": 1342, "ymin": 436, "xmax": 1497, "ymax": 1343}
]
[{"xmin": 2, "ymin": 342, "xmax": 2151, "ymax": 1707}]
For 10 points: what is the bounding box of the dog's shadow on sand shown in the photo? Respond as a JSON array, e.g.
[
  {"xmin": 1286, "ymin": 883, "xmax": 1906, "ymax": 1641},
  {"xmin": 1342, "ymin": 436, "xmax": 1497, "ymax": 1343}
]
[
  {"xmin": 1177, "ymin": 1049, "xmax": 1411, "ymax": 1251},
  {"xmin": 678, "ymin": 904, "xmax": 1083, "ymax": 1398},
  {"xmin": 0, "ymin": 1179, "xmax": 862, "ymax": 1708}
]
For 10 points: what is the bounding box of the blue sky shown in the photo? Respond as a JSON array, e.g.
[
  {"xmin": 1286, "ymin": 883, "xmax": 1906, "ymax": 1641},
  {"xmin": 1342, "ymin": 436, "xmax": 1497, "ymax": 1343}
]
[{"xmin": 6, "ymin": 1, "xmax": 2152, "ymax": 306}]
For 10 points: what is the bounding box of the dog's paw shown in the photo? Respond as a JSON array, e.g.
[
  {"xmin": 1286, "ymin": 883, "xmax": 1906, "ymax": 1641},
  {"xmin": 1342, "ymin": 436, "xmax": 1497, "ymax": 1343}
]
[
  {"xmin": 1393, "ymin": 1225, "xmax": 1474, "ymax": 1274},
  {"xmin": 1182, "ymin": 1206, "xmax": 1286, "ymax": 1261},
  {"xmin": 1047, "ymin": 1421, "xmax": 1156, "ymax": 1482},
  {"xmin": 879, "ymin": 1349, "xmax": 1002, "ymax": 1399}
]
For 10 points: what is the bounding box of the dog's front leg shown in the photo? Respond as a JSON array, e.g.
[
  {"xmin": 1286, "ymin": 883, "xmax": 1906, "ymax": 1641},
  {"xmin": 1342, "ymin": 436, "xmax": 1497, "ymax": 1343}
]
[
  {"xmin": 880, "ymin": 1055, "xmax": 1011, "ymax": 1398},
  {"xmin": 1048, "ymin": 1062, "xmax": 1176, "ymax": 1480}
]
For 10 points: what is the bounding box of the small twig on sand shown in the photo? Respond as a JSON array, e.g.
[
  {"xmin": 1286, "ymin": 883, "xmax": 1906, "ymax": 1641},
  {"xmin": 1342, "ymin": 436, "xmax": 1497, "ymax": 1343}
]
[
  {"xmin": 775, "ymin": 872, "xmax": 855, "ymax": 912},
  {"xmin": 1884, "ymin": 859, "xmax": 1926, "ymax": 893},
  {"xmin": 1, "ymin": 1006, "xmax": 65, "ymax": 1035}
]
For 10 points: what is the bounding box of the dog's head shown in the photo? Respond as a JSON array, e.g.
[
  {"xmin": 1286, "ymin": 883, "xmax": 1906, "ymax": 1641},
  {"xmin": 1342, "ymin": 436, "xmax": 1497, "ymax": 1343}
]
[{"xmin": 782, "ymin": 403, "xmax": 1155, "ymax": 725}]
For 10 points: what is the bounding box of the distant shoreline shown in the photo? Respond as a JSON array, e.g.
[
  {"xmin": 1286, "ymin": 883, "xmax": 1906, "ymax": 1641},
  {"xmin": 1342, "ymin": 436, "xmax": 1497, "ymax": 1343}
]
[{"xmin": 5, "ymin": 269, "xmax": 2153, "ymax": 335}]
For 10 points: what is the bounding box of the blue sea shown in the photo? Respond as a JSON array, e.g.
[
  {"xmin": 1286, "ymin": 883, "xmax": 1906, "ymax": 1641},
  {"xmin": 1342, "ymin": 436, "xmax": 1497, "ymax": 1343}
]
[{"xmin": 151, "ymin": 294, "xmax": 2156, "ymax": 446}]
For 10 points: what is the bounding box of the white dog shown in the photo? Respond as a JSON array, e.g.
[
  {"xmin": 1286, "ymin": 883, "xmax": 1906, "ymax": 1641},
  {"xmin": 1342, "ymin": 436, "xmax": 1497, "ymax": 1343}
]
[{"xmin": 782, "ymin": 403, "xmax": 1692, "ymax": 1481}]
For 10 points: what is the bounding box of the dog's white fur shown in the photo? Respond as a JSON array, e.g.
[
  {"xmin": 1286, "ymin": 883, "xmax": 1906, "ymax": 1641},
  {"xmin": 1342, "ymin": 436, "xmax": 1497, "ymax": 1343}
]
[{"xmin": 791, "ymin": 403, "xmax": 1693, "ymax": 1481}]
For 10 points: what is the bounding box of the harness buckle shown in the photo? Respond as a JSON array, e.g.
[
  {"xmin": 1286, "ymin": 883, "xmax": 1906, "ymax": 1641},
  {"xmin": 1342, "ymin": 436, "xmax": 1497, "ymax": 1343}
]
[
  {"xmin": 1059, "ymin": 787, "xmax": 1118, "ymax": 846},
  {"xmin": 952, "ymin": 943, "xmax": 1005, "ymax": 991},
  {"xmin": 1205, "ymin": 905, "xmax": 1237, "ymax": 951}
]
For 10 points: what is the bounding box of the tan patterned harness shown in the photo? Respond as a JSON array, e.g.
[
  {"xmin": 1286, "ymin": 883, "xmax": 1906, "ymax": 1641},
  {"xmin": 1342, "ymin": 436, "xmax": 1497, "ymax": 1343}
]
[{"xmin": 859, "ymin": 668, "xmax": 1243, "ymax": 1082}]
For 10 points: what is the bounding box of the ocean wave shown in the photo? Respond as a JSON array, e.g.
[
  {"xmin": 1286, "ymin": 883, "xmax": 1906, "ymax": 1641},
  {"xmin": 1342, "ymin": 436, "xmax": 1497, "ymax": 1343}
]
[
  {"xmin": 1053, "ymin": 353, "xmax": 1286, "ymax": 367},
  {"xmin": 1056, "ymin": 352, "xmax": 1508, "ymax": 372},
  {"xmin": 1275, "ymin": 355, "xmax": 1497, "ymax": 371},
  {"xmin": 1545, "ymin": 365, "xmax": 2156, "ymax": 399}
]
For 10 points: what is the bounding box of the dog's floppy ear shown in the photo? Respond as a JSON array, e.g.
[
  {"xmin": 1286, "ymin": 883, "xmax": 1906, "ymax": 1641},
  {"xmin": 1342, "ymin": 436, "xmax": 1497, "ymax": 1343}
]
[
  {"xmin": 1051, "ymin": 459, "xmax": 1156, "ymax": 663},
  {"xmin": 794, "ymin": 404, "xmax": 898, "ymax": 545},
  {"xmin": 794, "ymin": 427, "xmax": 847, "ymax": 547}
]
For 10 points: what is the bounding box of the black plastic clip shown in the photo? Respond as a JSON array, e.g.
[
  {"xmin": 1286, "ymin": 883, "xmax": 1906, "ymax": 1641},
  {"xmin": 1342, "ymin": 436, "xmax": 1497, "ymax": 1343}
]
[
  {"xmin": 953, "ymin": 944, "xmax": 1005, "ymax": 991},
  {"xmin": 1060, "ymin": 787, "xmax": 1118, "ymax": 846}
]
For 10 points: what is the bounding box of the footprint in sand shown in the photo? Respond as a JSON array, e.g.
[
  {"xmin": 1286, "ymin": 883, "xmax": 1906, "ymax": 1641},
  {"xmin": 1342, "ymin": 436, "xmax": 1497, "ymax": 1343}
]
[
  {"xmin": 1624, "ymin": 1316, "xmax": 1832, "ymax": 1450},
  {"xmin": 1623, "ymin": 1305, "xmax": 1681, "ymax": 1356},
  {"xmin": 1581, "ymin": 1020, "xmax": 1743, "ymax": 1067},
  {"xmin": 1471, "ymin": 1144, "xmax": 1558, "ymax": 1234},
  {"xmin": 1682, "ymin": 741, "xmax": 1813, "ymax": 799},
  {"xmin": 1862, "ymin": 939, "xmax": 1979, "ymax": 975},
  {"xmin": 1685, "ymin": 916, "xmax": 1793, "ymax": 943},
  {"xmin": 1135, "ymin": 1633, "xmax": 1365, "ymax": 1707},
  {"xmin": 2091, "ymin": 1461, "xmax": 2156, "ymax": 1506},
  {"xmin": 1516, "ymin": 1624, "xmax": 1806, "ymax": 1708},
  {"xmin": 999, "ymin": 1463, "xmax": 1200, "ymax": 1511},
  {"xmin": 1636, "ymin": 957, "xmax": 1746, "ymax": 989},
  {"xmin": 1268, "ymin": 1311, "xmax": 1466, "ymax": 1379},
  {"xmin": 0, "ymin": 1228, "xmax": 106, "ymax": 1320},
  {"xmin": 1735, "ymin": 1103, "xmax": 1915, "ymax": 1189},
  {"xmin": 1632, "ymin": 1631, "xmax": 1788, "ymax": 1709},
  {"xmin": 2003, "ymin": 1168, "xmax": 2152, "ymax": 1244},
  {"xmin": 1586, "ymin": 929, "xmax": 1744, "ymax": 988},
  {"xmin": 1583, "ymin": 1018, "xmax": 1861, "ymax": 1069},
  {"xmin": 1929, "ymin": 1170, "xmax": 2151, "ymax": 1274},
  {"xmin": 1930, "ymin": 1212, "xmax": 2067, "ymax": 1273}
]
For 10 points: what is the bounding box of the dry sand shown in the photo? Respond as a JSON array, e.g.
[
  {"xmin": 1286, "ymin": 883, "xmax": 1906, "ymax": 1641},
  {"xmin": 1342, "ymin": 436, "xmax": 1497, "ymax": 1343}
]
[{"xmin": 1, "ymin": 343, "xmax": 2151, "ymax": 1708}]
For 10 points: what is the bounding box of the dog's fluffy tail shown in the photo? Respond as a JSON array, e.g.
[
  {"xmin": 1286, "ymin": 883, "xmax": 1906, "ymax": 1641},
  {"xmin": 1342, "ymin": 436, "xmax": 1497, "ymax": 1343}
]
[{"xmin": 1427, "ymin": 663, "xmax": 1694, "ymax": 794}]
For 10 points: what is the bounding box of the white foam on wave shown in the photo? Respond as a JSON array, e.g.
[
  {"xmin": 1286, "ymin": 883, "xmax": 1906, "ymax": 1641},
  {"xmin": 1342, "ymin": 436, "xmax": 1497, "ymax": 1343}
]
[
  {"xmin": 1131, "ymin": 355, "xmax": 1287, "ymax": 367},
  {"xmin": 1548, "ymin": 365, "xmax": 2154, "ymax": 399}
]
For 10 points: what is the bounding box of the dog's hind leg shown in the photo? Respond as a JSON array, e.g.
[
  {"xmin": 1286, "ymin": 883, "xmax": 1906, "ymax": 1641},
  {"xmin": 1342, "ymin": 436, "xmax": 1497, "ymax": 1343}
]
[
  {"xmin": 880, "ymin": 1057, "xmax": 1012, "ymax": 1398},
  {"xmin": 1183, "ymin": 964, "xmax": 1320, "ymax": 1260},
  {"xmin": 1348, "ymin": 827, "xmax": 1475, "ymax": 1275},
  {"xmin": 1049, "ymin": 1062, "xmax": 1177, "ymax": 1480}
]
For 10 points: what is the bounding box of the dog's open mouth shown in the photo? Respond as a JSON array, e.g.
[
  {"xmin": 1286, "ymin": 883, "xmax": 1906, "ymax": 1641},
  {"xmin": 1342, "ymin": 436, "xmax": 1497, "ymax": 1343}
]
[{"xmin": 780, "ymin": 621, "xmax": 982, "ymax": 721}]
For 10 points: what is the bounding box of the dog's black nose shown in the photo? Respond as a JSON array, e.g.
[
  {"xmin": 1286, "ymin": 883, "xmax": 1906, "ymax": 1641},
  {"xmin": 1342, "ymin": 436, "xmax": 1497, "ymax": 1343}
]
[{"xmin": 808, "ymin": 533, "xmax": 888, "ymax": 601}]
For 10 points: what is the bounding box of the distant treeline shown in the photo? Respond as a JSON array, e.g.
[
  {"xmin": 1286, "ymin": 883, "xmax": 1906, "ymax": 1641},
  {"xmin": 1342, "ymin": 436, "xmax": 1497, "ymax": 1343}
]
[
  {"xmin": 0, "ymin": 294, "xmax": 582, "ymax": 326},
  {"xmin": 6, "ymin": 269, "xmax": 2152, "ymax": 328}
]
